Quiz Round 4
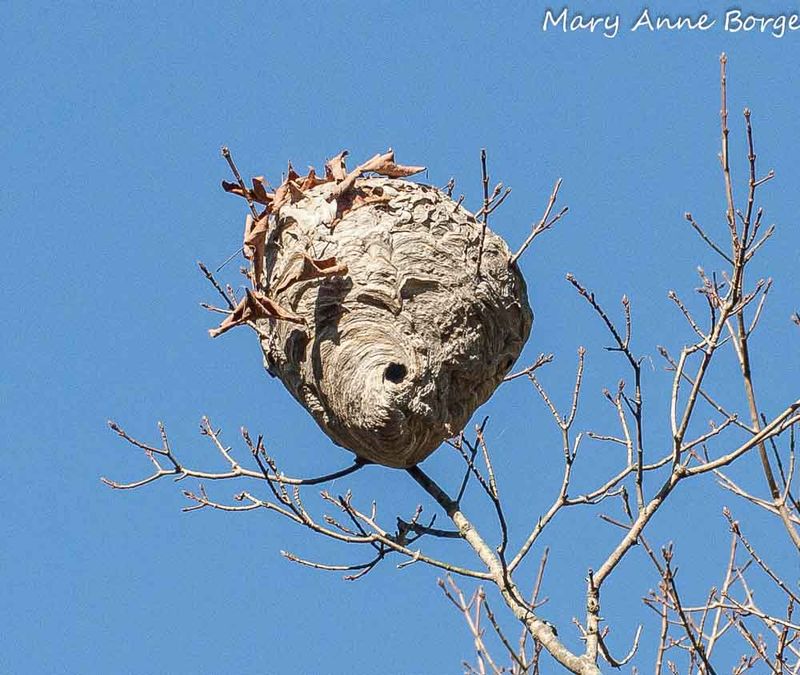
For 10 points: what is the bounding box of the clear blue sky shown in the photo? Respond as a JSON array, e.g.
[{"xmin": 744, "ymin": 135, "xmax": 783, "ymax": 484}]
[{"xmin": 3, "ymin": 2, "xmax": 799, "ymax": 673}]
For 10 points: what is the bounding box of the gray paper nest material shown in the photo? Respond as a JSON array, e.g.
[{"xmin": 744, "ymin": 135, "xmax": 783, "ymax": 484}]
[
  {"xmin": 258, "ymin": 178, "xmax": 532, "ymax": 467},
  {"xmin": 220, "ymin": 154, "xmax": 532, "ymax": 468}
]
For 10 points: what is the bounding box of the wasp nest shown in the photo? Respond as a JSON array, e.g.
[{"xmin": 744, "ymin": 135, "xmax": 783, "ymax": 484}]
[{"xmin": 213, "ymin": 149, "xmax": 532, "ymax": 468}]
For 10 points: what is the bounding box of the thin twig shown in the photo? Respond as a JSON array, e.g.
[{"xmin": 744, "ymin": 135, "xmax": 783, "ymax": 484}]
[
  {"xmin": 510, "ymin": 178, "xmax": 566, "ymax": 265},
  {"xmin": 221, "ymin": 145, "xmax": 259, "ymax": 219},
  {"xmin": 476, "ymin": 149, "xmax": 490, "ymax": 279}
]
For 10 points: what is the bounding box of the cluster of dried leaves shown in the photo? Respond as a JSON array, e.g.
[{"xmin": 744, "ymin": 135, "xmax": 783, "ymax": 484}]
[{"xmin": 211, "ymin": 149, "xmax": 425, "ymax": 338}]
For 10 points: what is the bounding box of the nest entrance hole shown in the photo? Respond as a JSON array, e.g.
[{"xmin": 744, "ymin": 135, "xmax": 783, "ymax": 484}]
[{"xmin": 384, "ymin": 362, "xmax": 408, "ymax": 384}]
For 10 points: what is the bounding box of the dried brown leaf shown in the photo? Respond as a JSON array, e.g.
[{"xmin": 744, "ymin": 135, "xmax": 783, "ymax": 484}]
[
  {"xmin": 273, "ymin": 253, "xmax": 349, "ymax": 295},
  {"xmin": 223, "ymin": 179, "xmax": 273, "ymax": 206},
  {"xmin": 251, "ymin": 176, "xmax": 273, "ymax": 205},
  {"xmin": 272, "ymin": 182, "xmax": 291, "ymax": 212},
  {"xmin": 222, "ymin": 180, "xmax": 247, "ymax": 198},
  {"xmin": 333, "ymin": 189, "xmax": 393, "ymax": 223},
  {"xmin": 299, "ymin": 167, "xmax": 327, "ymax": 191},
  {"xmin": 328, "ymin": 149, "xmax": 425, "ymax": 206},
  {"xmin": 287, "ymin": 180, "xmax": 306, "ymax": 203},
  {"xmin": 209, "ymin": 289, "xmax": 304, "ymax": 338},
  {"xmin": 286, "ymin": 162, "xmax": 300, "ymax": 184},
  {"xmin": 325, "ymin": 150, "xmax": 349, "ymax": 182},
  {"xmin": 328, "ymin": 168, "xmax": 361, "ymax": 203},
  {"xmin": 250, "ymin": 290, "xmax": 304, "ymax": 324},
  {"xmin": 360, "ymin": 148, "xmax": 425, "ymax": 178},
  {"xmin": 243, "ymin": 214, "xmax": 269, "ymax": 287}
]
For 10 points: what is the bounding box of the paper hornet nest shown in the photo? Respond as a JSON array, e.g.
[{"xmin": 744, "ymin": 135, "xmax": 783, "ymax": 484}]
[{"xmin": 212, "ymin": 149, "xmax": 532, "ymax": 468}]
